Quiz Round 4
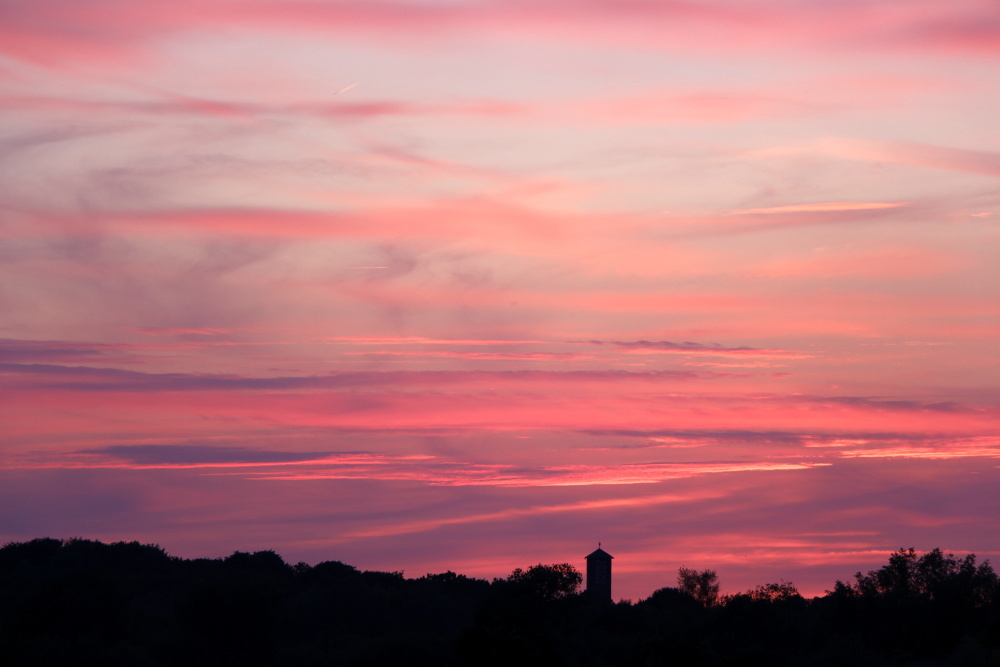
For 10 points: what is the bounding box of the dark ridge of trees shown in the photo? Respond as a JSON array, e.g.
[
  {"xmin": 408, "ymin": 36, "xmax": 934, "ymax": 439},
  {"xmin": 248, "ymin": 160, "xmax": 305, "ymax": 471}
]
[{"xmin": 1, "ymin": 540, "xmax": 999, "ymax": 666}]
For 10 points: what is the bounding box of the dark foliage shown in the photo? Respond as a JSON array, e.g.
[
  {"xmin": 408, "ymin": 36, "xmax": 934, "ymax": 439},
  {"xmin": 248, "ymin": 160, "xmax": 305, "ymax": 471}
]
[
  {"xmin": 677, "ymin": 566, "xmax": 720, "ymax": 606},
  {"xmin": 1, "ymin": 539, "xmax": 998, "ymax": 666}
]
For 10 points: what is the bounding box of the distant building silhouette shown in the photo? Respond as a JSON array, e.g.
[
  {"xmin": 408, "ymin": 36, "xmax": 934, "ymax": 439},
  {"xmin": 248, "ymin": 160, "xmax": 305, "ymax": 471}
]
[{"xmin": 585, "ymin": 545, "xmax": 613, "ymax": 602}]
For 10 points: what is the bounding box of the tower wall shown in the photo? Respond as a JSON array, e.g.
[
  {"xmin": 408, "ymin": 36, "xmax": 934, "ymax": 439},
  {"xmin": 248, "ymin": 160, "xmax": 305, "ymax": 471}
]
[{"xmin": 586, "ymin": 553, "xmax": 612, "ymax": 601}]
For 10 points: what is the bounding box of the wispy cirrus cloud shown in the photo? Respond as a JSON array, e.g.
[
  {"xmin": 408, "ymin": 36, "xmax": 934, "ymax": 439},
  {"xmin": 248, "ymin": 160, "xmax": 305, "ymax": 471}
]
[
  {"xmin": 130, "ymin": 327, "xmax": 233, "ymax": 338},
  {"xmin": 6, "ymin": 442, "xmax": 831, "ymax": 488},
  {"xmin": 747, "ymin": 247, "xmax": 960, "ymax": 280},
  {"xmin": 345, "ymin": 350, "xmax": 595, "ymax": 361},
  {"xmin": 590, "ymin": 339, "xmax": 812, "ymax": 359},
  {"xmin": 729, "ymin": 202, "xmax": 910, "ymax": 216},
  {"xmin": 582, "ymin": 429, "xmax": 838, "ymax": 448},
  {"xmin": 837, "ymin": 439, "xmax": 1000, "ymax": 460},
  {"xmin": 326, "ymin": 488, "xmax": 731, "ymax": 542},
  {"xmin": 595, "ymin": 90, "xmax": 825, "ymax": 125},
  {"xmin": 0, "ymin": 338, "xmax": 120, "ymax": 363},
  {"xmin": 2, "ymin": 443, "xmax": 429, "ymax": 471},
  {"xmin": 820, "ymin": 138, "xmax": 1000, "ymax": 178},
  {"xmin": 238, "ymin": 460, "xmax": 830, "ymax": 487},
  {"xmin": 665, "ymin": 201, "xmax": 922, "ymax": 238},
  {"xmin": 0, "ymin": 336, "xmax": 290, "ymax": 364},
  {"xmin": 0, "ymin": 92, "xmax": 525, "ymax": 122},
  {"xmin": 581, "ymin": 429, "xmax": 1000, "ymax": 458},
  {"xmin": 4, "ymin": 0, "xmax": 998, "ymax": 72},
  {"xmin": 320, "ymin": 336, "xmax": 548, "ymax": 346},
  {"xmin": 83, "ymin": 445, "xmax": 370, "ymax": 468},
  {"xmin": 0, "ymin": 362, "xmax": 711, "ymax": 393},
  {"xmin": 23, "ymin": 201, "xmax": 574, "ymax": 247}
]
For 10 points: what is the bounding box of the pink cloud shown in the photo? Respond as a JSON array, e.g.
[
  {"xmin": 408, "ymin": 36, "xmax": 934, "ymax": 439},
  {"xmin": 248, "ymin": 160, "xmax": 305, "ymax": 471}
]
[
  {"xmin": 663, "ymin": 204, "xmax": 924, "ymax": 239},
  {"xmin": 325, "ymin": 489, "xmax": 730, "ymax": 542},
  {"xmin": 320, "ymin": 337, "xmax": 549, "ymax": 346},
  {"xmin": 246, "ymin": 461, "xmax": 830, "ymax": 487},
  {"xmin": 4, "ymin": 359, "xmax": 996, "ymax": 447},
  {"xmin": 0, "ymin": 91, "xmax": 524, "ymax": 122},
  {"xmin": 131, "ymin": 327, "xmax": 233, "ymax": 337},
  {"xmin": 730, "ymin": 202, "xmax": 910, "ymax": 215},
  {"xmin": 837, "ymin": 439, "xmax": 1000, "ymax": 460},
  {"xmin": 821, "ymin": 138, "xmax": 1000, "ymax": 178},
  {"xmin": 345, "ymin": 350, "xmax": 595, "ymax": 361},
  {"xmin": 748, "ymin": 247, "xmax": 960, "ymax": 280},
  {"xmin": 600, "ymin": 340, "xmax": 812, "ymax": 359},
  {"xmin": 596, "ymin": 91, "xmax": 823, "ymax": 125},
  {"xmin": 45, "ymin": 200, "xmax": 574, "ymax": 248},
  {"xmin": 4, "ymin": 0, "xmax": 999, "ymax": 73},
  {"xmin": 898, "ymin": 6, "xmax": 1000, "ymax": 55}
]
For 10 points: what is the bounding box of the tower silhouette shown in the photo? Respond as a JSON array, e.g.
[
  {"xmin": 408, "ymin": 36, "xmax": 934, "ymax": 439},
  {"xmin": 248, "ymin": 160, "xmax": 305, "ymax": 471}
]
[{"xmin": 585, "ymin": 545, "xmax": 613, "ymax": 602}]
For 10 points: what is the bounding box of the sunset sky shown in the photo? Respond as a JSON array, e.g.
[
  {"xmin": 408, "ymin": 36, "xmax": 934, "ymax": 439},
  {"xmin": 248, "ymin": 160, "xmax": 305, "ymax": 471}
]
[{"xmin": 2, "ymin": 0, "xmax": 999, "ymax": 600}]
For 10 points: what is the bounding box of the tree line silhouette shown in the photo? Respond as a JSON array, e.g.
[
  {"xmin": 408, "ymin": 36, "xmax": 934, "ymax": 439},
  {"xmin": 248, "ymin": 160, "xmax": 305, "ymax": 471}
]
[{"xmin": 1, "ymin": 538, "xmax": 998, "ymax": 665}]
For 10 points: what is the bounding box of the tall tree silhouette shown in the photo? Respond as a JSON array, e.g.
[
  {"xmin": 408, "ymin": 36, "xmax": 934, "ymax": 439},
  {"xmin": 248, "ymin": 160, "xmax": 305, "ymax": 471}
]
[{"xmin": 677, "ymin": 567, "xmax": 719, "ymax": 606}]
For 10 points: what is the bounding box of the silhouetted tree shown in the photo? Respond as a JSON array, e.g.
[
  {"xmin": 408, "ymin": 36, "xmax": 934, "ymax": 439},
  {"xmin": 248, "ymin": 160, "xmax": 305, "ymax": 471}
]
[
  {"xmin": 745, "ymin": 579, "xmax": 802, "ymax": 602},
  {"xmin": 503, "ymin": 562, "xmax": 582, "ymax": 601},
  {"xmin": 678, "ymin": 566, "xmax": 719, "ymax": 606},
  {"xmin": 820, "ymin": 548, "xmax": 1000, "ymax": 662},
  {"xmin": 642, "ymin": 586, "xmax": 704, "ymax": 611},
  {"xmin": 844, "ymin": 547, "xmax": 997, "ymax": 605},
  {"xmin": 0, "ymin": 537, "xmax": 63, "ymax": 570}
]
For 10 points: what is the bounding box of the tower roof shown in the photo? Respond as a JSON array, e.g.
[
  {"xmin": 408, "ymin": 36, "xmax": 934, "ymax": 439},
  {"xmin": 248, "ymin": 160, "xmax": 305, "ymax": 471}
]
[{"xmin": 586, "ymin": 547, "xmax": 614, "ymax": 560}]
